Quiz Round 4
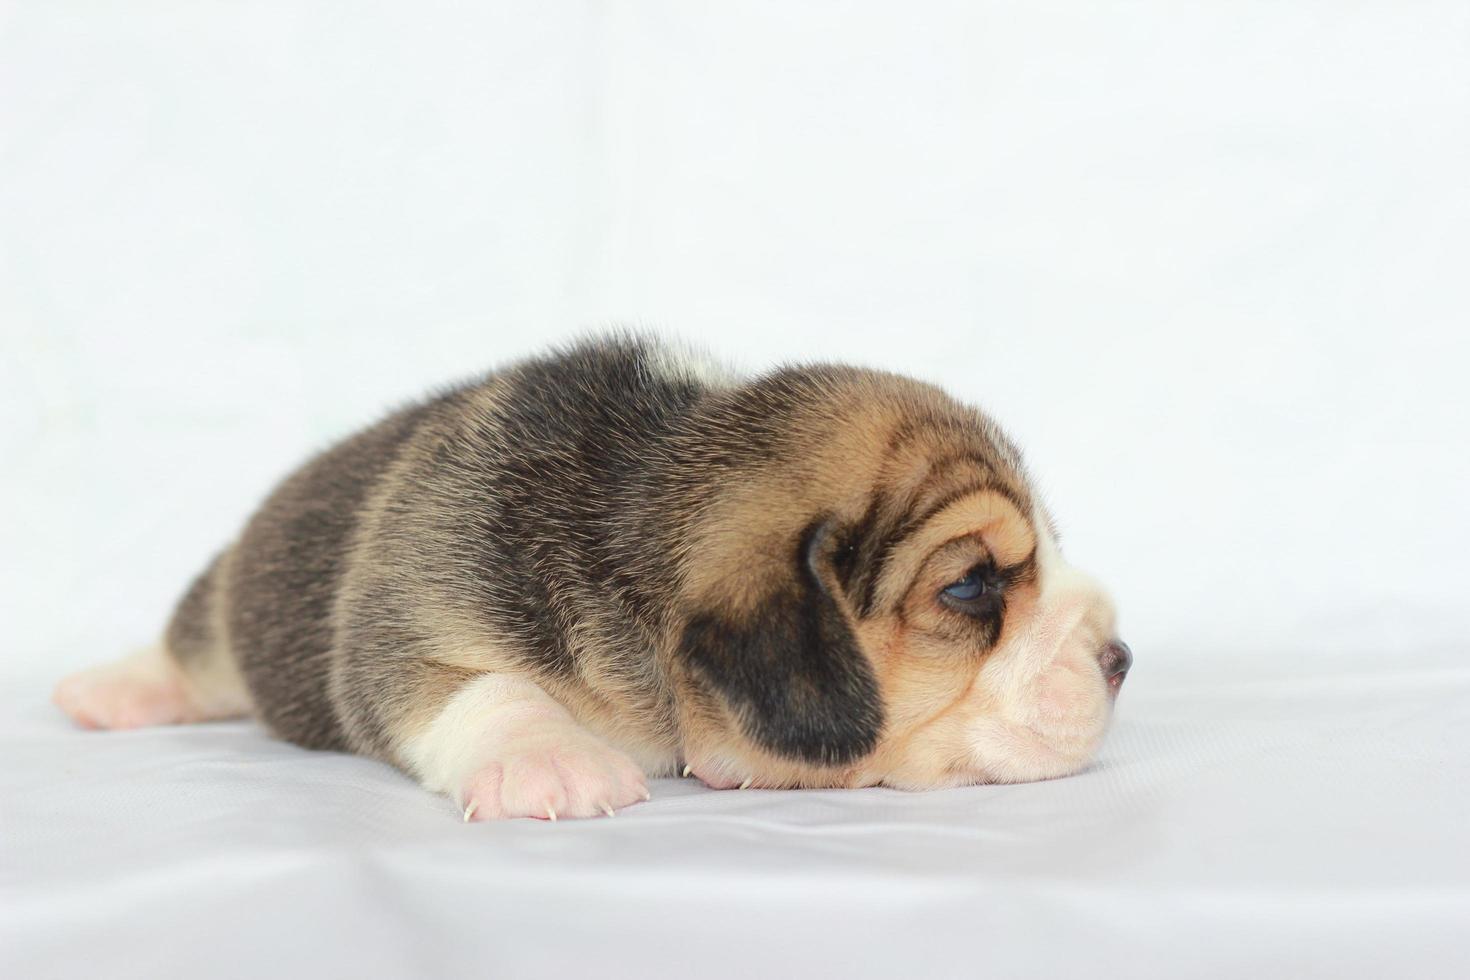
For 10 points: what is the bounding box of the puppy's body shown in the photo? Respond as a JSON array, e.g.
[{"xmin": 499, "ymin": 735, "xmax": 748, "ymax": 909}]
[{"xmin": 56, "ymin": 337, "xmax": 1129, "ymax": 819}]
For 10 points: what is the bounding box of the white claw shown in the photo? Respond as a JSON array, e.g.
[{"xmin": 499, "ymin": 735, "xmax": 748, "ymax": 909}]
[
  {"xmin": 463, "ymin": 800, "xmax": 479, "ymax": 822},
  {"xmin": 546, "ymin": 805, "xmax": 558, "ymax": 822},
  {"xmin": 682, "ymin": 764, "xmax": 692, "ymax": 778},
  {"xmin": 641, "ymin": 789, "xmax": 652, "ymax": 802},
  {"xmin": 739, "ymin": 777, "xmax": 753, "ymax": 790},
  {"xmin": 601, "ymin": 804, "xmax": 616, "ymax": 818}
]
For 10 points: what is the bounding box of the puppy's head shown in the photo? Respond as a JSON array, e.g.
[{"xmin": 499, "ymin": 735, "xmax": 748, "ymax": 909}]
[{"xmin": 673, "ymin": 367, "xmax": 1127, "ymax": 789}]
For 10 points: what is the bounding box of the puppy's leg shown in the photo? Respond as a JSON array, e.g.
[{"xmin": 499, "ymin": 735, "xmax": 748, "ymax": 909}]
[
  {"xmin": 54, "ymin": 552, "xmax": 252, "ymax": 730},
  {"xmin": 54, "ymin": 644, "xmax": 195, "ymax": 729},
  {"xmin": 52, "ymin": 641, "xmax": 249, "ymax": 730},
  {"xmin": 402, "ymin": 673, "xmax": 650, "ymax": 822}
]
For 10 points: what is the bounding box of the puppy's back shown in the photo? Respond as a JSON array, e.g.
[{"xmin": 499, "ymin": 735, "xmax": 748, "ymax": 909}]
[
  {"xmin": 170, "ymin": 337, "xmax": 715, "ymax": 753},
  {"xmin": 167, "ymin": 393, "xmax": 447, "ymax": 748}
]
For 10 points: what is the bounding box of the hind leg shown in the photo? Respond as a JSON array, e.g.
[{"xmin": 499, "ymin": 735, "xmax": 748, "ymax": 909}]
[
  {"xmin": 53, "ymin": 643, "xmax": 244, "ymax": 730},
  {"xmin": 55, "ymin": 551, "xmax": 252, "ymax": 730}
]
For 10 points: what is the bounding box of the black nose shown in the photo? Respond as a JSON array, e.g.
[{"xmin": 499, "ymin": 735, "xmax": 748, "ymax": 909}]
[{"xmin": 1099, "ymin": 640, "xmax": 1132, "ymax": 689}]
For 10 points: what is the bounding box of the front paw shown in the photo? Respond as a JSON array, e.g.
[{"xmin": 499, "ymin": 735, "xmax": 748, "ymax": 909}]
[{"xmin": 459, "ymin": 736, "xmax": 649, "ymax": 822}]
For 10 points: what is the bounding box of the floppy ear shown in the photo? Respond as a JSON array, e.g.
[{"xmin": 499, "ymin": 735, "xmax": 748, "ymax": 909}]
[{"xmin": 678, "ymin": 520, "xmax": 884, "ymax": 767}]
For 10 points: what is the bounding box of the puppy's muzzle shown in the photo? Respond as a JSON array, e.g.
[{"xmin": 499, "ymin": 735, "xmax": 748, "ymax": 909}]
[{"xmin": 1099, "ymin": 640, "xmax": 1133, "ymax": 695}]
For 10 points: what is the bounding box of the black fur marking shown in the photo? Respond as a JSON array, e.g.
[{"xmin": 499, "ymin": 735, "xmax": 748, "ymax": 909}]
[
  {"xmin": 680, "ymin": 521, "xmax": 884, "ymax": 767},
  {"xmin": 832, "ymin": 493, "xmax": 884, "ymax": 595},
  {"xmin": 836, "ymin": 446, "xmax": 1021, "ymax": 620},
  {"xmin": 999, "ymin": 549, "xmax": 1040, "ymax": 589},
  {"xmin": 843, "ymin": 495, "xmax": 907, "ymax": 618},
  {"xmin": 848, "ymin": 476, "xmax": 1037, "ymax": 618},
  {"xmin": 434, "ymin": 339, "xmax": 708, "ymax": 678}
]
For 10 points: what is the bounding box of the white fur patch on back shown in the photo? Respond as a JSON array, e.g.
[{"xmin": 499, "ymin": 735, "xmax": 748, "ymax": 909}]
[{"xmin": 646, "ymin": 340, "xmax": 740, "ymax": 389}]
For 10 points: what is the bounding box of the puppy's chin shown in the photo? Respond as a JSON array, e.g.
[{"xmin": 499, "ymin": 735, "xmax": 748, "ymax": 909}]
[
  {"xmin": 875, "ymin": 700, "xmax": 1113, "ymax": 791},
  {"xmin": 963, "ymin": 716, "xmax": 1109, "ymax": 784},
  {"xmin": 874, "ymin": 713, "xmax": 1112, "ymax": 790}
]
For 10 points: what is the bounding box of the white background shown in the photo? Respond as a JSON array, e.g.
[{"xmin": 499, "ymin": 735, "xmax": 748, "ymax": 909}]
[
  {"xmin": 2, "ymin": 4, "xmax": 1469, "ymax": 977},
  {"xmin": 5, "ymin": 1, "xmax": 1466, "ymax": 680}
]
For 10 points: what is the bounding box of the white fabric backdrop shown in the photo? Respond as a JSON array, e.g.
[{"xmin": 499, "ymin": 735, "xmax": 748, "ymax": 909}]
[{"xmin": 2, "ymin": 2, "xmax": 1467, "ymax": 977}]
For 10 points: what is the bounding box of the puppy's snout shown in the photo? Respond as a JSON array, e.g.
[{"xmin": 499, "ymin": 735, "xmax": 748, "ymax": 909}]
[{"xmin": 1099, "ymin": 640, "xmax": 1132, "ymax": 693}]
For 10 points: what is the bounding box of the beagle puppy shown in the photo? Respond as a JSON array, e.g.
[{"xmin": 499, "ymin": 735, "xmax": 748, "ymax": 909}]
[{"xmin": 54, "ymin": 336, "xmax": 1130, "ymax": 821}]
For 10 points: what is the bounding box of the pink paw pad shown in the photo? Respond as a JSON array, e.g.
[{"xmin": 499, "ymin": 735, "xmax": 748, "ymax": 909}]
[{"xmin": 460, "ymin": 739, "xmax": 649, "ymax": 822}]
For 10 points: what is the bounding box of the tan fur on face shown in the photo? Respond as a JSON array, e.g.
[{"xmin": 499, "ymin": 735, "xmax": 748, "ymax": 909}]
[
  {"xmin": 869, "ymin": 490, "xmax": 1036, "ymax": 617},
  {"xmin": 672, "ymin": 376, "xmax": 1119, "ymax": 791},
  {"xmin": 861, "ymin": 524, "xmax": 1118, "ymax": 789}
]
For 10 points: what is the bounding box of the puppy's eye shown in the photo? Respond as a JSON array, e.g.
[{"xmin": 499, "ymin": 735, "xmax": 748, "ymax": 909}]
[{"xmin": 941, "ymin": 569, "xmax": 988, "ymax": 602}]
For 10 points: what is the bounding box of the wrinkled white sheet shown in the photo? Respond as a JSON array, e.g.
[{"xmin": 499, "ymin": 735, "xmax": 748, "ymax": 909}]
[{"xmin": 5, "ymin": 651, "xmax": 1468, "ymax": 979}]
